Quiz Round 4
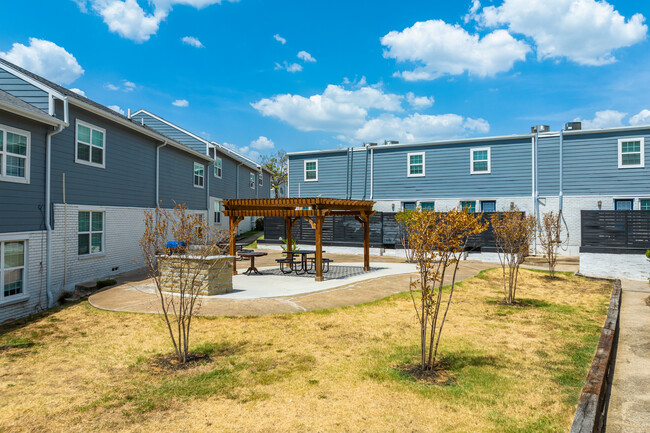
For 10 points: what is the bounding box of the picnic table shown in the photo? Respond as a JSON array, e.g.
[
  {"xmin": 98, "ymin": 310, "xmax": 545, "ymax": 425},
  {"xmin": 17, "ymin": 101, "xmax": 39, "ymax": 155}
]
[
  {"xmin": 237, "ymin": 251, "xmax": 268, "ymax": 275},
  {"xmin": 279, "ymin": 250, "xmax": 332, "ymax": 275}
]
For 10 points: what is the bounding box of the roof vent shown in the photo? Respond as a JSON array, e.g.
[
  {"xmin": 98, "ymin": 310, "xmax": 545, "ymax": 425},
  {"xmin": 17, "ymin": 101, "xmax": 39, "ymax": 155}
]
[
  {"xmin": 530, "ymin": 125, "xmax": 550, "ymax": 133},
  {"xmin": 383, "ymin": 140, "xmax": 399, "ymax": 145},
  {"xmin": 364, "ymin": 142, "xmax": 377, "ymax": 147},
  {"xmin": 564, "ymin": 121, "xmax": 581, "ymax": 131}
]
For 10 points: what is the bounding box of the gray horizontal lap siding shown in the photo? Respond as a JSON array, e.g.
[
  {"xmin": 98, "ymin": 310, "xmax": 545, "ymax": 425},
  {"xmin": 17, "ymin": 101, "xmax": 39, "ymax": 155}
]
[
  {"xmin": 289, "ymin": 152, "xmax": 348, "ymax": 198},
  {"xmin": 158, "ymin": 146, "xmax": 206, "ymax": 210},
  {"xmin": 562, "ymin": 130, "xmax": 650, "ymax": 196},
  {"xmin": 131, "ymin": 112, "xmax": 207, "ymax": 154},
  {"xmin": 50, "ymin": 106, "xmax": 157, "ymax": 208},
  {"xmin": 0, "ymin": 112, "xmax": 49, "ymax": 233},
  {"xmin": 0, "ymin": 70, "xmax": 49, "ymax": 112},
  {"xmin": 209, "ymin": 153, "xmax": 239, "ymax": 199},
  {"xmin": 537, "ymin": 135, "xmax": 560, "ymax": 196}
]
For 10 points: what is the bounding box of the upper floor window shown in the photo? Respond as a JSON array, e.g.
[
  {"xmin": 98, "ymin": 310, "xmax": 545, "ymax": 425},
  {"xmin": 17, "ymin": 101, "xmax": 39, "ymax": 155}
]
[
  {"xmin": 407, "ymin": 152, "xmax": 425, "ymax": 177},
  {"xmin": 421, "ymin": 202, "xmax": 435, "ymax": 211},
  {"xmin": 214, "ymin": 157, "xmax": 222, "ymax": 178},
  {"xmin": 471, "ymin": 147, "xmax": 491, "ymax": 174},
  {"xmin": 76, "ymin": 120, "xmax": 105, "ymax": 168},
  {"xmin": 249, "ymin": 172, "xmax": 255, "ymax": 189},
  {"xmin": 0, "ymin": 125, "xmax": 30, "ymax": 184},
  {"xmin": 461, "ymin": 201, "xmax": 476, "ymax": 213},
  {"xmin": 78, "ymin": 211, "xmax": 104, "ymax": 255},
  {"xmin": 304, "ymin": 160, "xmax": 318, "ymax": 181},
  {"xmin": 618, "ymin": 138, "xmax": 644, "ymax": 168},
  {"xmin": 258, "ymin": 172, "xmax": 263, "ymax": 187},
  {"xmin": 193, "ymin": 163, "xmax": 204, "ymax": 188},
  {"xmin": 1, "ymin": 240, "xmax": 26, "ymax": 299}
]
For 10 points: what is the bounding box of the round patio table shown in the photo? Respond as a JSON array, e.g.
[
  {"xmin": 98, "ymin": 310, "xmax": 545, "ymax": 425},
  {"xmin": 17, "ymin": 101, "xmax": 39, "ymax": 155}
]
[{"xmin": 237, "ymin": 251, "xmax": 268, "ymax": 275}]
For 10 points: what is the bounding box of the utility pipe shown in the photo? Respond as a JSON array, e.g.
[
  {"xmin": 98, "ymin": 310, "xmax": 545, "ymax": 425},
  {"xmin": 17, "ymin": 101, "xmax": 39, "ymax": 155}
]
[
  {"xmin": 62, "ymin": 173, "xmax": 67, "ymax": 293},
  {"xmin": 370, "ymin": 147, "xmax": 374, "ymax": 200},
  {"xmin": 533, "ymin": 133, "xmax": 540, "ymax": 253},
  {"xmin": 155, "ymin": 141, "xmax": 167, "ymax": 207},
  {"xmin": 45, "ymin": 124, "xmax": 64, "ymax": 307},
  {"xmin": 363, "ymin": 144, "xmax": 369, "ymax": 200},
  {"xmin": 559, "ymin": 129, "xmax": 564, "ymax": 211}
]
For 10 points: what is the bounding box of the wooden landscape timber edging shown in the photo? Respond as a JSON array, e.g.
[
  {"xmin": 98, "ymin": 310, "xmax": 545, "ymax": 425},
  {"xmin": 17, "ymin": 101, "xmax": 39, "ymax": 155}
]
[{"xmin": 570, "ymin": 279, "xmax": 622, "ymax": 433}]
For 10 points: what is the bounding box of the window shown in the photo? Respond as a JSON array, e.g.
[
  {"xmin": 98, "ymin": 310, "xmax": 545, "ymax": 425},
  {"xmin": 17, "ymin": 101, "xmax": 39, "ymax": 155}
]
[
  {"xmin": 402, "ymin": 202, "xmax": 417, "ymax": 211},
  {"xmin": 471, "ymin": 147, "xmax": 491, "ymax": 174},
  {"xmin": 76, "ymin": 120, "xmax": 105, "ymax": 168},
  {"xmin": 421, "ymin": 202, "xmax": 435, "ymax": 211},
  {"xmin": 1, "ymin": 240, "xmax": 26, "ymax": 299},
  {"xmin": 481, "ymin": 201, "xmax": 496, "ymax": 212},
  {"xmin": 214, "ymin": 157, "xmax": 222, "ymax": 178},
  {"xmin": 614, "ymin": 199, "xmax": 633, "ymax": 211},
  {"xmin": 461, "ymin": 201, "xmax": 476, "ymax": 213},
  {"xmin": 641, "ymin": 199, "xmax": 650, "ymax": 211},
  {"xmin": 304, "ymin": 160, "xmax": 318, "ymax": 181},
  {"xmin": 258, "ymin": 172, "xmax": 263, "ymax": 187},
  {"xmin": 249, "ymin": 172, "xmax": 255, "ymax": 189},
  {"xmin": 78, "ymin": 211, "xmax": 104, "ymax": 255},
  {"xmin": 618, "ymin": 138, "xmax": 644, "ymax": 168},
  {"xmin": 407, "ymin": 152, "xmax": 425, "ymax": 177},
  {"xmin": 213, "ymin": 201, "xmax": 221, "ymax": 224},
  {"xmin": 193, "ymin": 163, "xmax": 204, "ymax": 188},
  {"xmin": 0, "ymin": 125, "xmax": 30, "ymax": 184}
]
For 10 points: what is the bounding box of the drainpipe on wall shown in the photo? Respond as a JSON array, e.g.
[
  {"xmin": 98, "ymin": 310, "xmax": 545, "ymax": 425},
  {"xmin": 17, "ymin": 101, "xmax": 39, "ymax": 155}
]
[
  {"xmin": 155, "ymin": 141, "xmax": 167, "ymax": 208},
  {"xmin": 370, "ymin": 147, "xmax": 374, "ymax": 200},
  {"xmin": 531, "ymin": 134, "xmax": 537, "ymax": 253},
  {"xmin": 559, "ymin": 129, "xmax": 564, "ymax": 212},
  {"xmin": 206, "ymin": 161, "xmax": 212, "ymax": 213},
  {"xmin": 45, "ymin": 124, "xmax": 64, "ymax": 307},
  {"xmin": 363, "ymin": 144, "xmax": 369, "ymax": 200}
]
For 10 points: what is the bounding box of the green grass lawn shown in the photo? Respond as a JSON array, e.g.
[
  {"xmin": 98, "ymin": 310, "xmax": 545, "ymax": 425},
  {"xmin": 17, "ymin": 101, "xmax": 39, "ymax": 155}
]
[{"xmin": 0, "ymin": 269, "xmax": 610, "ymax": 432}]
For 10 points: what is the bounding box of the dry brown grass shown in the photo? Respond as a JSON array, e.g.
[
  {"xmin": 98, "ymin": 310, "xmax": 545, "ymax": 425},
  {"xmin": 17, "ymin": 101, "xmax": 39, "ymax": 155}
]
[{"xmin": 0, "ymin": 269, "xmax": 611, "ymax": 432}]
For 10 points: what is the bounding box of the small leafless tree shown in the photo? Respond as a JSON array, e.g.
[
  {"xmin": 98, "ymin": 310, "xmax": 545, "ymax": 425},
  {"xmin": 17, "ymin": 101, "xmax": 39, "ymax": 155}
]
[
  {"xmin": 491, "ymin": 208, "xmax": 537, "ymax": 304},
  {"xmin": 539, "ymin": 211, "xmax": 563, "ymax": 278},
  {"xmin": 140, "ymin": 204, "xmax": 229, "ymax": 363},
  {"xmin": 395, "ymin": 208, "xmax": 417, "ymax": 263},
  {"xmin": 403, "ymin": 207, "xmax": 487, "ymax": 371}
]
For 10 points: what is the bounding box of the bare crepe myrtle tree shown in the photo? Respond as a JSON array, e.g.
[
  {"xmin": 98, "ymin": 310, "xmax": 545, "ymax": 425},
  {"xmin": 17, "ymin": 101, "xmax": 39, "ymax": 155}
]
[
  {"xmin": 490, "ymin": 208, "xmax": 537, "ymax": 304},
  {"xmin": 539, "ymin": 211, "xmax": 563, "ymax": 278},
  {"xmin": 395, "ymin": 208, "xmax": 418, "ymax": 263},
  {"xmin": 403, "ymin": 207, "xmax": 487, "ymax": 371},
  {"xmin": 140, "ymin": 203, "xmax": 229, "ymax": 363}
]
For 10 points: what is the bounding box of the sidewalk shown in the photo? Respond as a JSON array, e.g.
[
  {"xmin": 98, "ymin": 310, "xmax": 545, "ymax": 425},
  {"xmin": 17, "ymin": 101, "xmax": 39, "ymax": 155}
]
[{"xmin": 607, "ymin": 279, "xmax": 650, "ymax": 433}]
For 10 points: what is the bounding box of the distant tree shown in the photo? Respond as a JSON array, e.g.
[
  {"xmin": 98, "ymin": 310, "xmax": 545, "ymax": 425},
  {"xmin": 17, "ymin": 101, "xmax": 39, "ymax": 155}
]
[
  {"xmin": 491, "ymin": 208, "xmax": 537, "ymax": 304},
  {"xmin": 140, "ymin": 204, "xmax": 229, "ymax": 364},
  {"xmin": 538, "ymin": 211, "xmax": 563, "ymax": 278},
  {"xmin": 261, "ymin": 151, "xmax": 288, "ymax": 198},
  {"xmin": 395, "ymin": 207, "xmax": 418, "ymax": 263},
  {"xmin": 403, "ymin": 207, "xmax": 487, "ymax": 371}
]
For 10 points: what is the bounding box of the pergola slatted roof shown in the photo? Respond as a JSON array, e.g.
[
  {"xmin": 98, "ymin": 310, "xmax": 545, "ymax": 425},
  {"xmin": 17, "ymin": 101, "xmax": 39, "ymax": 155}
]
[{"xmin": 223, "ymin": 198, "xmax": 375, "ymax": 281}]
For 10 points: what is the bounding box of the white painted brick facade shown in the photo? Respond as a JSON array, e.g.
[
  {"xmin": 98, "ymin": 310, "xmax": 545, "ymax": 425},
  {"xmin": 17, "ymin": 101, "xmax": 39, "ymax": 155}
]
[{"xmin": 580, "ymin": 253, "xmax": 650, "ymax": 281}]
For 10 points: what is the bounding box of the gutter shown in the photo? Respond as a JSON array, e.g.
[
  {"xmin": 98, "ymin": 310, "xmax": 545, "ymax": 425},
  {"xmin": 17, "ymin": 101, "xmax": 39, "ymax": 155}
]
[{"xmin": 0, "ymin": 101, "xmax": 64, "ymax": 127}]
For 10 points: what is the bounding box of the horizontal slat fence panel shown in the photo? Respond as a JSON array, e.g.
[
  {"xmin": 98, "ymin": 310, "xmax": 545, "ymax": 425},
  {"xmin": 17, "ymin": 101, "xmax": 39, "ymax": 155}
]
[{"xmin": 581, "ymin": 210, "xmax": 650, "ymax": 249}]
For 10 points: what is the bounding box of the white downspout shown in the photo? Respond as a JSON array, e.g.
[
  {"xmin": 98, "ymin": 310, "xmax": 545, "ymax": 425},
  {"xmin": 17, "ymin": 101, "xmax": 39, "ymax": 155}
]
[
  {"xmin": 155, "ymin": 141, "xmax": 167, "ymax": 208},
  {"xmin": 45, "ymin": 124, "xmax": 64, "ymax": 306},
  {"xmin": 370, "ymin": 147, "xmax": 374, "ymax": 200},
  {"xmin": 533, "ymin": 133, "xmax": 539, "ymax": 253},
  {"xmin": 559, "ymin": 129, "xmax": 564, "ymax": 211}
]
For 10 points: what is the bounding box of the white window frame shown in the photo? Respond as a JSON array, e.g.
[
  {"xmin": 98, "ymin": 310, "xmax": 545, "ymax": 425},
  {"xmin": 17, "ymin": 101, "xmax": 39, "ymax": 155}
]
[
  {"xmin": 304, "ymin": 159, "xmax": 318, "ymax": 182},
  {"xmin": 640, "ymin": 198, "xmax": 650, "ymax": 211},
  {"xmin": 213, "ymin": 156, "xmax": 222, "ymax": 178},
  {"xmin": 407, "ymin": 152, "xmax": 425, "ymax": 177},
  {"xmin": 193, "ymin": 162, "xmax": 205, "ymax": 189},
  {"xmin": 470, "ymin": 147, "xmax": 491, "ymax": 174},
  {"xmin": 78, "ymin": 210, "xmax": 105, "ymax": 257},
  {"xmin": 75, "ymin": 119, "xmax": 106, "ymax": 169},
  {"xmin": 618, "ymin": 138, "xmax": 644, "ymax": 168},
  {"xmin": 0, "ymin": 124, "xmax": 31, "ymax": 185},
  {"xmin": 249, "ymin": 172, "xmax": 255, "ymax": 189},
  {"xmin": 0, "ymin": 238, "xmax": 28, "ymax": 303},
  {"xmin": 460, "ymin": 200, "xmax": 477, "ymax": 213},
  {"xmin": 258, "ymin": 172, "xmax": 263, "ymax": 187}
]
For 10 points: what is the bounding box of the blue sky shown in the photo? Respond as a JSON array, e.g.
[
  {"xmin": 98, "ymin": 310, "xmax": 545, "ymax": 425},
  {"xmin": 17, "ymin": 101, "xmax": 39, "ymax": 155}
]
[{"xmin": 1, "ymin": 0, "xmax": 649, "ymax": 159}]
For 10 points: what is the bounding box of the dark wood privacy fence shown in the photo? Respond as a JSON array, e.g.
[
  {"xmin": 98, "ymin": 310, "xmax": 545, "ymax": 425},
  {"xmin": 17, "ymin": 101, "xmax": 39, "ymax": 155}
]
[
  {"xmin": 262, "ymin": 212, "xmax": 506, "ymax": 250},
  {"xmin": 581, "ymin": 210, "xmax": 650, "ymax": 252}
]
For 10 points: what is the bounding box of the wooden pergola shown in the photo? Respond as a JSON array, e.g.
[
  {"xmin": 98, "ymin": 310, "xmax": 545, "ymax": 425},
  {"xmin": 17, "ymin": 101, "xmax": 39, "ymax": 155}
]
[{"xmin": 222, "ymin": 198, "xmax": 376, "ymax": 281}]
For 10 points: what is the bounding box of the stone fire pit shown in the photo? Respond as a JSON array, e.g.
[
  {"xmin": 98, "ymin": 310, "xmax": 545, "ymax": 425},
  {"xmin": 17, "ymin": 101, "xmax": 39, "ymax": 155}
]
[{"xmin": 158, "ymin": 254, "xmax": 234, "ymax": 295}]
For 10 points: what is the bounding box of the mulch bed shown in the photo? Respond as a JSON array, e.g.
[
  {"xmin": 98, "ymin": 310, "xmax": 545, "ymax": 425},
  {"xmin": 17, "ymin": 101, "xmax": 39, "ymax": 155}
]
[
  {"xmin": 395, "ymin": 361, "xmax": 457, "ymax": 385},
  {"xmin": 148, "ymin": 353, "xmax": 212, "ymax": 374}
]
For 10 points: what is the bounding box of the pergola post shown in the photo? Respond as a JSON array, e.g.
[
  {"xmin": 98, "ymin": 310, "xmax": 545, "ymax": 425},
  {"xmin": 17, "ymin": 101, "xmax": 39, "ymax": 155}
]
[
  {"xmin": 284, "ymin": 216, "xmax": 294, "ymax": 259},
  {"xmin": 363, "ymin": 215, "xmax": 370, "ymax": 271},
  {"xmin": 229, "ymin": 216, "xmax": 242, "ymax": 275},
  {"xmin": 315, "ymin": 215, "xmax": 324, "ymax": 282}
]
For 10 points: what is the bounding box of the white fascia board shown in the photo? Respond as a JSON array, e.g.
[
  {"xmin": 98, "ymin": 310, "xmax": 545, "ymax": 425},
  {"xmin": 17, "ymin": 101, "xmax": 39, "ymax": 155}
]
[
  {"xmin": 131, "ymin": 108, "xmax": 213, "ymax": 148},
  {"xmin": 0, "ymin": 63, "xmax": 66, "ymax": 101},
  {"xmin": 69, "ymin": 99, "xmax": 212, "ymax": 162},
  {"xmin": 0, "ymin": 101, "xmax": 66, "ymax": 127}
]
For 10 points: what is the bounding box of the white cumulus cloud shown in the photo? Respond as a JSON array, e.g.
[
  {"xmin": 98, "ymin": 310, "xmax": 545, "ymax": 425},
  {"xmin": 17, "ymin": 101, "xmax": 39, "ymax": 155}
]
[
  {"xmin": 250, "ymin": 136, "xmax": 275, "ymax": 150},
  {"xmin": 273, "ymin": 34, "xmax": 286, "ymax": 44},
  {"xmin": 480, "ymin": 0, "xmax": 647, "ymax": 65},
  {"xmin": 297, "ymin": 51, "xmax": 316, "ymax": 62},
  {"xmin": 406, "ymin": 92, "xmax": 434, "ymax": 109},
  {"xmin": 107, "ymin": 104, "xmax": 125, "ymax": 115},
  {"xmin": 0, "ymin": 38, "xmax": 84, "ymax": 85},
  {"xmin": 575, "ymin": 110, "xmax": 627, "ymax": 129},
  {"xmin": 70, "ymin": 88, "xmax": 86, "ymax": 96},
  {"xmin": 630, "ymin": 109, "xmax": 650, "ymax": 126},
  {"xmin": 181, "ymin": 36, "xmax": 204, "ymax": 48},
  {"xmin": 222, "ymin": 142, "xmax": 261, "ymax": 162},
  {"xmin": 381, "ymin": 19, "xmax": 530, "ymax": 80},
  {"xmin": 274, "ymin": 61, "xmax": 303, "ymax": 73},
  {"xmin": 172, "ymin": 99, "xmax": 189, "ymax": 107}
]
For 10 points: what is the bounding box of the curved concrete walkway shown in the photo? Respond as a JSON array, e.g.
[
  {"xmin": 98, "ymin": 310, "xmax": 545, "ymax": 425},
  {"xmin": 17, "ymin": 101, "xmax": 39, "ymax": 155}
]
[{"xmin": 89, "ymin": 260, "xmax": 493, "ymax": 316}]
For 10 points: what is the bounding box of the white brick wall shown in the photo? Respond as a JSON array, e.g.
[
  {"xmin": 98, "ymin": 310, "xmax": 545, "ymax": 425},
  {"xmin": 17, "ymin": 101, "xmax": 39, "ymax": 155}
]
[{"xmin": 580, "ymin": 252, "xmax": 650, "ymax": 281}]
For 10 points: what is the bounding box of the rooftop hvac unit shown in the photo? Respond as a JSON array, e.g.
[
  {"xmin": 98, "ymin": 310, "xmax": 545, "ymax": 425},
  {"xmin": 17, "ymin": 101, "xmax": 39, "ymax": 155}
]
[
  {"xmin": 530, "ymin": 125, "xmax": 550, "ymax": 133},
  {"xmin": 564, "ymin": 121, "xmax": 582, "ymax": 131}
]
